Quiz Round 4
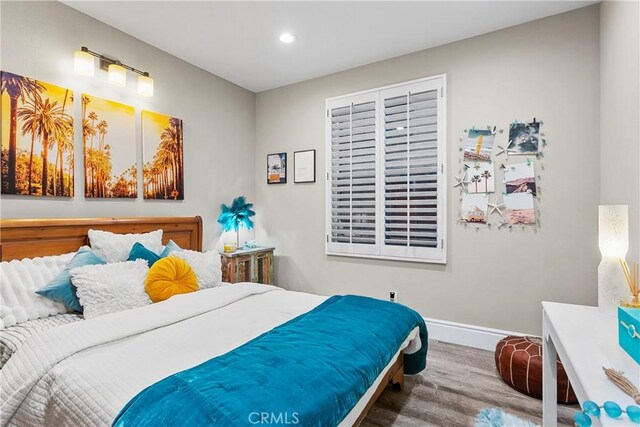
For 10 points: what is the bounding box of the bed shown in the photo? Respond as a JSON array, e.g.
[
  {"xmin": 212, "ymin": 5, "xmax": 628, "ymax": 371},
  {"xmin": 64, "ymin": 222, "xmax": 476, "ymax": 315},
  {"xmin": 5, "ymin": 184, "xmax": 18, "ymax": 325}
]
[{"xmin": 0, "ymin": 217, "xmax": 427, "ymax": 427}]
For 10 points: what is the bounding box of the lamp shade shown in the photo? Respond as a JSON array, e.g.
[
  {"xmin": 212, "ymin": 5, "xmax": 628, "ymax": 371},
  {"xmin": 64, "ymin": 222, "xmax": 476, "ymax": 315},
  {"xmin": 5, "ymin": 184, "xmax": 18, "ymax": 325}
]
[
  {"xmin": 598, "ymin": 205, "xmax": 629, "ymax": 258},
  {"xmin": 107, "ymin": 64, "xmax": 126, "ymax": 87},
  {"xmin": 137, "ymin": 75, "xmax": 154, "ymax": 97},
  {"xmin": 74, "ymin": 50, "xmax": 95, "ymax": 76}
]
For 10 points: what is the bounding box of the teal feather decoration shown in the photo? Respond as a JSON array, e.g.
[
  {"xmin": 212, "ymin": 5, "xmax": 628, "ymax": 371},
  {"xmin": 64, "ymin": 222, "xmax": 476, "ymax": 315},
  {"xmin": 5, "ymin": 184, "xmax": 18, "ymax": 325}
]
[
  {"xmin": 217, "ymin": 197, "xmax": 255, "ymax": 247},
  {"xmin": 475, "ymin": 408, "xmax": 537, "ymax": 427}
]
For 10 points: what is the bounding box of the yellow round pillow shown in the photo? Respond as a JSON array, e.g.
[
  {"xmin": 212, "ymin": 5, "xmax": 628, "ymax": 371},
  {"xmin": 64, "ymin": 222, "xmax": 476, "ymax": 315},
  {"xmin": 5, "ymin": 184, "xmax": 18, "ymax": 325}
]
[{"xmin": 145, "ymin": 256, "xmax": 198, "ymax": 303}]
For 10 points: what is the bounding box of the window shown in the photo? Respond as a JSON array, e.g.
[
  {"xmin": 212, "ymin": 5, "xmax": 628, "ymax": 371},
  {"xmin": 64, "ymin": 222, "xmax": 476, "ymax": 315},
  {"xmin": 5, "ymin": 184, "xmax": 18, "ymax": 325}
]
[{"xmin": 325, "ymin": 75, "xmax": 446, "ymax": 263}]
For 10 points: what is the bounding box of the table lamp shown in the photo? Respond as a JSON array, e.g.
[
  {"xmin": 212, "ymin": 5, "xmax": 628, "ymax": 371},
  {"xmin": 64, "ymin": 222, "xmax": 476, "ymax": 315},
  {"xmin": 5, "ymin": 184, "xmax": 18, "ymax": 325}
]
[{"xmin": 598, "ymin": 205, "xmax": 629, "ymax": 316}]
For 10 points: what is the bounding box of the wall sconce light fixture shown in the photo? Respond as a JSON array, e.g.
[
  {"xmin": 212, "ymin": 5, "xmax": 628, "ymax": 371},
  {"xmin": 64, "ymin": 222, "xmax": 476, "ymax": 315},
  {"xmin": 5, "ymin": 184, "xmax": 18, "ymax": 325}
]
[{"xmin": 74, "ymin": 46, "xmax": 154, "ymax": 97}]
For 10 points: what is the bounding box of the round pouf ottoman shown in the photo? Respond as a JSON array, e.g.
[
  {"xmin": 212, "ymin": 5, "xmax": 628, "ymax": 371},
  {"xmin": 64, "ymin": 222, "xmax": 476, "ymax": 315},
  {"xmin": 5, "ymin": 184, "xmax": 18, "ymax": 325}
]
[{"xmin": 495, "ymin": 336, "xmax": 577, "ymax": 404}]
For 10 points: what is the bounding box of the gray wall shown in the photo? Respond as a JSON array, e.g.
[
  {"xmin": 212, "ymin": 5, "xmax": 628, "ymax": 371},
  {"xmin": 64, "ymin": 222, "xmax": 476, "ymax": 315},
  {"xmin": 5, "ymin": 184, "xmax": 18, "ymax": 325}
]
[
  {"xmin": 600, "ymin": 0, "xmax": 640, "ymax": 262},
  {"xmin": 3, "ymin": 2, "xmax": 627, "ymax": 335},
  {"xmin": 255, "ymin": 6, "xmax": 601, "ymax": 334},
  {"xmin": 0, "ymin": 1, "xmax": 256, "ymax": 249}
]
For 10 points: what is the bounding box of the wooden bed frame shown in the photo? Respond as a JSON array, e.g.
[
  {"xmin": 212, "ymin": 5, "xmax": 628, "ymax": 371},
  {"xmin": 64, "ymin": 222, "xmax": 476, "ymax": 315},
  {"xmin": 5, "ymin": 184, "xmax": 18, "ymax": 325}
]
[
  {"xmin": 0, "ymin": 215, "xmax": 403, "ymax": 425},
  {"xmin": 0, "ymin": 216, "xmax": 202, "ymax": 261}
]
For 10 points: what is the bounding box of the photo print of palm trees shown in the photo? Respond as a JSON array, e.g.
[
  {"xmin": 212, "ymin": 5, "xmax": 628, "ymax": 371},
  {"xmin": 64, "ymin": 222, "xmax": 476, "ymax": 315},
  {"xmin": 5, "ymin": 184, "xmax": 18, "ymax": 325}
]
[
  {"xmin": 82, "ymin": 94, "xmax": 137, "ymax": 198},
  {"xmin": 142, "ymin": 111, "xmax": 184, "ymax": 200},
  {"xmin": 507, "ymin": 121, "xmax": 540, "ymax": 155},
  {"xmin": 464, "ymin": 162, "xmax": 495, "ymax": 194},
  {"xmin": 1, "ymin": 71, "xmax": 74, "ymax": 196}
]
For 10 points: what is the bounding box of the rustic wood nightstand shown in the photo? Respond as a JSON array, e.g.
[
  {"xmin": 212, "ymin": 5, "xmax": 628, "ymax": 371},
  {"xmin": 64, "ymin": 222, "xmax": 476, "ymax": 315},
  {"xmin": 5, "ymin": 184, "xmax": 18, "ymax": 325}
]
[{"xmin": 220, "ymin": 246, "xmax": 275, "ymax": 285}]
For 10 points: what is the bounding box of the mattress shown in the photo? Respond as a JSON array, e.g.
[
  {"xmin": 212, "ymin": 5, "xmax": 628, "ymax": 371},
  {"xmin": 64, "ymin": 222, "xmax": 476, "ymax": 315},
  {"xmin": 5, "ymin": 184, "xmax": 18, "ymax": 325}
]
[
  {"xmin": 0, "ymin": 313, "xmax": 82, "ymax": 369},
  {"xmin": 1, "ymin": 284, "xmax": 422, "ymax": 426}
]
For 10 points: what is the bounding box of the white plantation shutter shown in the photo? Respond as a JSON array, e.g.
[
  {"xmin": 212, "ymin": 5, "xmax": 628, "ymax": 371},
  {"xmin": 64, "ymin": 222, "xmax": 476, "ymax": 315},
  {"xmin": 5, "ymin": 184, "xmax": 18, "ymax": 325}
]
[
  {"xmin": 380, "ymin": 79, "xmax": 444, "ymax": 260},
  {"xmin": 327, "ymin": 94, "xmax": 379, "ymax": 256},
  {"xmin": 326, "ymin": 75, "xmax": 446, "ymax": 263}
]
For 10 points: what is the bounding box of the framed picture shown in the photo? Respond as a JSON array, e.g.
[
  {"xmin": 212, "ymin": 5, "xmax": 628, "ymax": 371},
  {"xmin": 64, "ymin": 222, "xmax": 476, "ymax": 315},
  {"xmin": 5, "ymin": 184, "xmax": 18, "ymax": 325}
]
[
  {"xmin": 294, "ymin": 149, "xmax": 316, "ymax": 183},
  {"xmin": 267, "ymin": 152, "xmax": 287, "ymax": 184}
]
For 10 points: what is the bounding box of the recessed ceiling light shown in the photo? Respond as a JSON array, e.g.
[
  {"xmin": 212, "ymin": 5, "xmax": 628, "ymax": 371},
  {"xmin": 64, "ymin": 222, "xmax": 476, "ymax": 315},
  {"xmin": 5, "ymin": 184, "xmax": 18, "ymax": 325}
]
[{"xmin": 279, "ymin": 33, "xmax": 296, "ymax": 44}]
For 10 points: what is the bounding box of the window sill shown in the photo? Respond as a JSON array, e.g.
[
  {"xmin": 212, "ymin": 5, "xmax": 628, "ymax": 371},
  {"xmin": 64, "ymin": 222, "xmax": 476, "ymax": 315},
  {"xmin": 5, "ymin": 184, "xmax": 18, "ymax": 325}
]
[{"xmin": 326, "ymin": 251, "xmax": 446, "ymax": 265}]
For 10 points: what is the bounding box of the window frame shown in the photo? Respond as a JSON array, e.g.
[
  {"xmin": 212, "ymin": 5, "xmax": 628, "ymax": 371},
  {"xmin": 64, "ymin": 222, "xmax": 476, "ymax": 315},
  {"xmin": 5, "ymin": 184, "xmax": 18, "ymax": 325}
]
[{"xmin": 324, "ymin": 74, "xmax": 447, "ymax": 264}]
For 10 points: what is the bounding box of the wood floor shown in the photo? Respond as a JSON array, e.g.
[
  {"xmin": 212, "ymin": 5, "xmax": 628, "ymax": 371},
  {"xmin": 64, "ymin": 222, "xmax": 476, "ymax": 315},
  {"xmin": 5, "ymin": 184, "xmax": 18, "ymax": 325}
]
[{"xmin": 362, "ymin": 340, "xmax": 576, "ymax": 426}]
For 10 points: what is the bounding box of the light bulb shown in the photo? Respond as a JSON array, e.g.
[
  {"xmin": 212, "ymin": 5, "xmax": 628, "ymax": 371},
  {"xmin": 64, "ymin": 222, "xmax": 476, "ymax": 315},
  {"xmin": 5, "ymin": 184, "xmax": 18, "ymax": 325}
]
[
  {"xmin": 279, "ymin": 33, "xmax": 296, "ymax": 43},
  {"xmin": 137, "ymin": 75, "xmax": 154, "ymax": 97},
  {"xmin": 108, "ymin": 64, "xmax": 126, "ymax": 87},
  {"xmin": 74, "ymin": 50, "xmax": 95, "ymax": 76}
]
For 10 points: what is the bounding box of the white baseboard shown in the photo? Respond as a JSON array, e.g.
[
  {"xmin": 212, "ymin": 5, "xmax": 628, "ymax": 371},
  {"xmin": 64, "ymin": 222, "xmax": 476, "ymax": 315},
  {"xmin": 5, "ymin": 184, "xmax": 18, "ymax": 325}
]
[{"xmin": 424, "ymin": 316, "xmax": 527, "ymax": 351}]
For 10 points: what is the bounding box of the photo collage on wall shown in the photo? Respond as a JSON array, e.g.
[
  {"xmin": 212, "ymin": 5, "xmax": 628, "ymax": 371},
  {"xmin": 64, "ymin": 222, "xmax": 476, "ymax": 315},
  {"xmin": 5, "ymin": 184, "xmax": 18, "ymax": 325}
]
[
  {"xmin": 1, "ymin": 70, "xmax": 184, "ymax": 200},
  {"xmin": 456, "ymin": 119, "xmax": 545, "ymax": 228}
]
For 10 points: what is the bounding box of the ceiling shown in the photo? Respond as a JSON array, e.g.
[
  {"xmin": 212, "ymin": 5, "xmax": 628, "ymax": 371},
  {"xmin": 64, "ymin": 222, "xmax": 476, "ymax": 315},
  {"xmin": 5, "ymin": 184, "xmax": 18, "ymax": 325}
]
[{"xmin": 63, "ymin": 1, "xmax": 596, "ymax": 93}]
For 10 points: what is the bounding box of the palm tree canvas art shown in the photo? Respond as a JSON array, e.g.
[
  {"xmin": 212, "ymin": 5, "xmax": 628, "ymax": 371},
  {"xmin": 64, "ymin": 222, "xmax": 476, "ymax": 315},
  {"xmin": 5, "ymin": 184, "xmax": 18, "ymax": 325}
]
[
  {"xmin": 141, "ymin": 111, "xmax": 184, "ymax": 200},
  {"xmin": 82, "ymin": 94, "xmax": 137, "ymax": 198},
  {"xmin": 1, "ymin": 71, "xmax": 74, "ymax": 196}
]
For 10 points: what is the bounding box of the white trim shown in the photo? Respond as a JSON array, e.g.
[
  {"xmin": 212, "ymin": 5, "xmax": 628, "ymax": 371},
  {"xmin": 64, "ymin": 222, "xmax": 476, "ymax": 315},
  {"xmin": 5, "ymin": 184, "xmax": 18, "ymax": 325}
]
[
  {"xmin": 438, "ymin": 75, "xmax": 447, "ymax": 264},
  {"xmin": 424, "ymin": 316, "xmax": 527, "ymax": 351},
  {"xmin": 326, "ymin": 74, "xmax": 447, "ymax": 101},
  {"xmin": 327, "ymin": 251, "xmax": 446, "ymax": 264}
]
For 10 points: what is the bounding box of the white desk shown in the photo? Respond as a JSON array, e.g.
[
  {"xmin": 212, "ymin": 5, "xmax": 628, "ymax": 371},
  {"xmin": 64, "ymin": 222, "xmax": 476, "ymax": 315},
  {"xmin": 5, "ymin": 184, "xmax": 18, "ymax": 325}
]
[{"xmin": 542, "ymin": 302, "xmax": 640, "ymax": 426}]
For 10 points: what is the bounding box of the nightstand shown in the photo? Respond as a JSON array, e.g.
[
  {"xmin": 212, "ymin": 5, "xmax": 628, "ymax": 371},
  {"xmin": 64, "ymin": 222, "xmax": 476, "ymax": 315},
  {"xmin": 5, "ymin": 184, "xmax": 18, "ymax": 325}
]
[{"xmin": 221, "ymin": 246, "xmax": 275, "ymax": 285}]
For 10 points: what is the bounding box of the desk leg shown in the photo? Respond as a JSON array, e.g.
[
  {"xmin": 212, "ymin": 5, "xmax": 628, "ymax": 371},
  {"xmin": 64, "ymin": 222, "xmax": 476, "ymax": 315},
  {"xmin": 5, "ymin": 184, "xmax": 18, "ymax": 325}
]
[{"xmin": 542, "ymin": 312, "xmax": 558, "ymax": 427}]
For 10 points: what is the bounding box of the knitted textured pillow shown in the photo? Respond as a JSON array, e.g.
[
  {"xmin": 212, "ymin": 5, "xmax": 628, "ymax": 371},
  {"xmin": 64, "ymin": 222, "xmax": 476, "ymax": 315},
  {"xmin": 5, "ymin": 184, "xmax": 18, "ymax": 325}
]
[
  {"xmin": 495, "ymin": 336, "xmax": 577, "ymax": 404},
  {"xmin": 145, "ymin": 257, "xmax": 198, "ymax": 303}
]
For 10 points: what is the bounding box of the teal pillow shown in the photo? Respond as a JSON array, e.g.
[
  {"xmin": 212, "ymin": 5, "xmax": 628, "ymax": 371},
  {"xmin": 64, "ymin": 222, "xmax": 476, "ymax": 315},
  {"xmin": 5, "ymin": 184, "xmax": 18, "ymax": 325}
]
[
  {"xmin": 36, "ymin": 246, "xmax": 105, "ymax": 312},
  {"xmin": 128, "ymin": 242, "xmax": 161, "ymax": 266},
  {"xmin": 160, "ymin": 240, "xmax": 183, "ymax": 257}
]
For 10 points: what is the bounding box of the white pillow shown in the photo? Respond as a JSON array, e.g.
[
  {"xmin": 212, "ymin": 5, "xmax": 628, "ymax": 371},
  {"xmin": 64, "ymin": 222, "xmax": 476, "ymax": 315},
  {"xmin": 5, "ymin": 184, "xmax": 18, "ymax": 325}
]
[
  {"xmin": 169, "ymin": 249, "xmax": 222, "ymax": 288},
  {"xmin": 0, "ymin": 252, "xmax": 75, "ymax": 329},
  {"xmin": 88, "ymin": 229, "xmax": 163, "ymax": 263},
  {"xmin": 71, "ymin": 260, "xmax": 151, "ymax": 319}
]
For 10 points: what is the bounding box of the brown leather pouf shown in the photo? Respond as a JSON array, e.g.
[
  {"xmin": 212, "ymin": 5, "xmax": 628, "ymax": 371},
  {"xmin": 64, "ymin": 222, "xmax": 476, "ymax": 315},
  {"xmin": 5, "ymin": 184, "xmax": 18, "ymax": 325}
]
[{"xmin": 495, "ymin": 336, "xmax": 577, "ymax": 404}]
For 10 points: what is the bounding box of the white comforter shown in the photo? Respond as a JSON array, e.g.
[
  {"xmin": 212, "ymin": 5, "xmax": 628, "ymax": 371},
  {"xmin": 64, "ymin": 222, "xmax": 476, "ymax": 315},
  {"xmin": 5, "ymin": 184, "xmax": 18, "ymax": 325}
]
[{"xmin": 1, "ymin": 284, "xmax": 419, "ymax": 427}]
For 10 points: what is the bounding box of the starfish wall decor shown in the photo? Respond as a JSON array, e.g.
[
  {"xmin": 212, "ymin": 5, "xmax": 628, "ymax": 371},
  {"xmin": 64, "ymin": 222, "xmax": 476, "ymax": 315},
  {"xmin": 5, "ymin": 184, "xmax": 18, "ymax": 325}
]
[
  {"xmin": 488, "ymin": 197, "xmax": 505, "ymax": 216},
  {"xmin": 453, "ymin": 173, "xmax": 469, "ymax": 192}
]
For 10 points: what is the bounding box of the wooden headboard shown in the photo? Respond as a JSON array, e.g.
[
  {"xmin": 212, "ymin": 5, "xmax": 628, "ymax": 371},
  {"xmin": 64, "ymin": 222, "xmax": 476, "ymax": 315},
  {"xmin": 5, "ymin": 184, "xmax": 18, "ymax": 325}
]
[{"xmin": 0, "ymin": 216, "xmax": 202, "ymax": 261}]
